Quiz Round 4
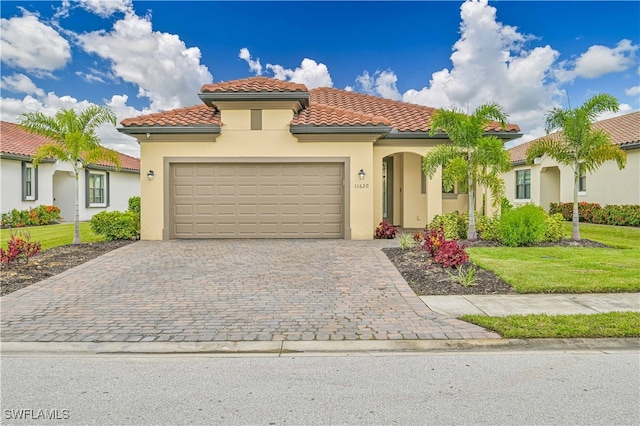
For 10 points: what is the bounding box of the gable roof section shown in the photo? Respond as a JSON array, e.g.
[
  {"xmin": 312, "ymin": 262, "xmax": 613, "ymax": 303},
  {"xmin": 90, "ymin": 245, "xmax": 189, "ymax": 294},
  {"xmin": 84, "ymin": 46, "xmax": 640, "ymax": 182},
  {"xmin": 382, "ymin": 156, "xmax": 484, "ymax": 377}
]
[
  {"xmin": 199, "ymin": 77, "xmax": 309, "ymax": 109},
  {"xmin": 119, "ymin": 77, "xmax": 522, "ymax": 139},
  {"xmin": 1, "ymin": 121, "xmax": 140, "ymax": 172},
  {"xmin": 509, "ymin": 111, "xmax": 640, "ymax": 164}
]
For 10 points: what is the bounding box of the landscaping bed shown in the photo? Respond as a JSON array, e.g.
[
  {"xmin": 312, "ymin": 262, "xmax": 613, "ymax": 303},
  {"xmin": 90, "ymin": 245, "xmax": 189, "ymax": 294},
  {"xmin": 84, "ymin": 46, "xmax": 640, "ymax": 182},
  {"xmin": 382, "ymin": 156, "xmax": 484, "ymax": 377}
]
[
  {"xmin": 1, "ymin": 240, "xmax": 134, "ymax": 296},
  {"xmin": 383, "ymin": 238, "xmax": 610, "ymax": 296}
]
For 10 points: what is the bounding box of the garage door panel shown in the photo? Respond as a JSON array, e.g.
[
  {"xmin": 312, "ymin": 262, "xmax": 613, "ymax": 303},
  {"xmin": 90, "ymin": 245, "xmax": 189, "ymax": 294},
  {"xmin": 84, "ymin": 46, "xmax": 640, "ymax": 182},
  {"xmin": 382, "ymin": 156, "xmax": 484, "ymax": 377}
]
[{"xmin": 171, "ymin": 163, "xmax": 344, "ymax": 238}]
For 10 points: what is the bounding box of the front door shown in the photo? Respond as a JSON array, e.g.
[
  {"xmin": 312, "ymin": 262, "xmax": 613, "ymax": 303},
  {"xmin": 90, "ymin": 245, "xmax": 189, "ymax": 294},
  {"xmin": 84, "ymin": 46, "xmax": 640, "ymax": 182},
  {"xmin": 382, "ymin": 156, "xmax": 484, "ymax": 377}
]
[{"xmin": 382, "ymin": 157, "xmax": 393, "ymax": 224}]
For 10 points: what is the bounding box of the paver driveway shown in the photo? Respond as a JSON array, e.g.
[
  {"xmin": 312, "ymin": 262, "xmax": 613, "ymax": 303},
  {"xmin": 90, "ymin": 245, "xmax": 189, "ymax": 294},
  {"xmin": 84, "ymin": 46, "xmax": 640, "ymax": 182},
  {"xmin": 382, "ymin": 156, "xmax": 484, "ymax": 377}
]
[{"xmin": 1, "ymin": 240, "xmax": 498, "ymax": 342}]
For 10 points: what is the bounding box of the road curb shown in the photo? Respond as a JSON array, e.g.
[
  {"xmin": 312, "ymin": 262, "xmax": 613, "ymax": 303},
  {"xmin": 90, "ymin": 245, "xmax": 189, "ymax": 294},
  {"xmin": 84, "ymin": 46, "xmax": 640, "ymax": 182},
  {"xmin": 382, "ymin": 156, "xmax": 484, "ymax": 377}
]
[{"xmin": 2, "ymin": 338, "xmax": 638, "ymax": 356}]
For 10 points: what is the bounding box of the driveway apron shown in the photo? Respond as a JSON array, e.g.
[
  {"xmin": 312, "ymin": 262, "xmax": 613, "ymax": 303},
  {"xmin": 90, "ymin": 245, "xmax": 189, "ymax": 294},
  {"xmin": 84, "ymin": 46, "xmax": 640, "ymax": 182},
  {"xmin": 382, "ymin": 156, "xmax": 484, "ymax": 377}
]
[{"xmin": 1, "ymin": 240, "xmax": 499, "ymax": 342}]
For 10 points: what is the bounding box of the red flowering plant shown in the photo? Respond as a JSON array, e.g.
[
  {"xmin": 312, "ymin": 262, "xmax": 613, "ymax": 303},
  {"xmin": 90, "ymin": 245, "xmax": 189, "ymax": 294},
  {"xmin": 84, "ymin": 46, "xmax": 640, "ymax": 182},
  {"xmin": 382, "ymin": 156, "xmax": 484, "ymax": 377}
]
[
  {"xmin": 0, "ymin": 230, "xmax": 41, "ymax": 268},
  {"xmin": 374, "ymin": 220, "xmax": 398, "ymax": 239},
  {"xmin": 420, "ymin": 225, "xmax": 469, "ymax": 268}
]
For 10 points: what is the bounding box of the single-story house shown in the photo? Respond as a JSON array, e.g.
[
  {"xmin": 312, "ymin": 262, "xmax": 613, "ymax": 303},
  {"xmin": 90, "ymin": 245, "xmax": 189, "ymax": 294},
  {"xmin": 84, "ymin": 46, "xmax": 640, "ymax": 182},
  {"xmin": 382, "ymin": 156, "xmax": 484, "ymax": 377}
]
[
  {"xmin": 119, "ymin": 77, "xmax": 520, "ymax": 240},
  {"xmin": 505, "ymin": 111, "xmax": 640, "ymax": 211},
  {"xmin": 1, "ymin": 121, "xmax": 141, "ymax": 222}
]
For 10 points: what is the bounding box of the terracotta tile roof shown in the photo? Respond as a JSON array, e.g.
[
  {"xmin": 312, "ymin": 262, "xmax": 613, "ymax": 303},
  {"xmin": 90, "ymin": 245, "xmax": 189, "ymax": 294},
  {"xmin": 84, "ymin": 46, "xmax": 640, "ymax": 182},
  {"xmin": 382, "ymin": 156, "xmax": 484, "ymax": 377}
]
[
  {"xmin": 121, "ymin": 77, "xmax": 520, "ymax": 136},
  {"xmin": 509, "ymin": 111, "xmax": 640, "ymax": 163},
  {"xmin": 120, "ymin": 104, "xmax": 221, "ymax": 127},
  {"xmin": 0, "ymin": 121, "xmax": 140, "ymax": 172},
  {"xmin": 200, "ymin": 76, "xmax": 307, "ymax": 93},
  {"xmin": 291, "ymin": 102, "xmax": 391, "ymax": 127},
  {"xmin": 305, "ymin": 87, "xmax": 521, "ymax": 134}
]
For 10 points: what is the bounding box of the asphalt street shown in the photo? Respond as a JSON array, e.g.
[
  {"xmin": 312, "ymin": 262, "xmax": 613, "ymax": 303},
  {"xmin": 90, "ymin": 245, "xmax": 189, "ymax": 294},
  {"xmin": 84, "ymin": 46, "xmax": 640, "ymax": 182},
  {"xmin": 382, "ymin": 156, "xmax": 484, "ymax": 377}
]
[{"xmin": 2, "ymin": 350, "xmax": 638, "ymax": 425}]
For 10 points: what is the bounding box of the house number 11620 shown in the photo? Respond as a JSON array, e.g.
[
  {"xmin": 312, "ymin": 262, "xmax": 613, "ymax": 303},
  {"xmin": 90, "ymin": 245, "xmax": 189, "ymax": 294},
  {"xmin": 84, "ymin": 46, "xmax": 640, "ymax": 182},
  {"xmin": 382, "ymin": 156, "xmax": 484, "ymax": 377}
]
[{"xmin": 354, "ymin": 183, "xmax": 369, "ymax": 189}]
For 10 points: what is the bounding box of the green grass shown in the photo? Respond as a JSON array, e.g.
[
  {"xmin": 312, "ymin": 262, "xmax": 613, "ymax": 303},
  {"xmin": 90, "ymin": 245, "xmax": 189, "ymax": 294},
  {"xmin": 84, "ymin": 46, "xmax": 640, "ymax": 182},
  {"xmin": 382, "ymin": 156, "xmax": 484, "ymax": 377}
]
[
  {"xmin": 460, "ymin": 312, "xmax": 640, "ymax": 338},
  {"xmin": 0, "ymin": 222, "xmax": 105, "ymax": 252},
  {"xmin": 468, "ymin": 223, "xmax": 640, "ymax": 293}
]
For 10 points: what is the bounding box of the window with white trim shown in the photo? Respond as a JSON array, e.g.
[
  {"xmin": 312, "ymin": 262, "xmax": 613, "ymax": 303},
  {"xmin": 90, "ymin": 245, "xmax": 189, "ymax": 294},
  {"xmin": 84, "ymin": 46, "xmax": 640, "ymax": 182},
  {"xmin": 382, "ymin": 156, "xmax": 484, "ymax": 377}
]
[
  {"xmin": 86, "ymin": 170, "xmax": 109, "ymax": 207},
  {"xmin": 516, "ymin": 169, "xmax": 531, "ymax": 199},
  {"xmin": 22, "ymin": 162, "xmax": 37, "ymax": 201},
  {"xmin": 579, "ymin": 173, "xmax": 587, "ymax": 193}
]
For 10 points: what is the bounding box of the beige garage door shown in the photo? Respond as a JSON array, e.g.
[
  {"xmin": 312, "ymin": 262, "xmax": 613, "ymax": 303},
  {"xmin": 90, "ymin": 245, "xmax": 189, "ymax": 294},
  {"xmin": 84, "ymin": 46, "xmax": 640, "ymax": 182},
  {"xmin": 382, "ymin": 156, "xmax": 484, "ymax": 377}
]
[{"xmin": 170, "ymin": 163, "xmax": 344, "ymax": 238}]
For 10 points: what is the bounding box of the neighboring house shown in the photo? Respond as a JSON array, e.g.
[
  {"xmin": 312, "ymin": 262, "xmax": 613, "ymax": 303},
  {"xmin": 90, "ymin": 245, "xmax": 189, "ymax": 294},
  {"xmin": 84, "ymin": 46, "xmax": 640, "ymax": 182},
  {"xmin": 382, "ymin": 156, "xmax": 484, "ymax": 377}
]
[
  {"xmin": 0, "ymin": 121, "xmax": 140, "ymax": 222},
  {"xmin": 505, "ymin": 111, "xmax": 640, "ymax": 211},
  {"xmin": 119, "ymin": 77, "xmax": 520, "ymax": 240}
]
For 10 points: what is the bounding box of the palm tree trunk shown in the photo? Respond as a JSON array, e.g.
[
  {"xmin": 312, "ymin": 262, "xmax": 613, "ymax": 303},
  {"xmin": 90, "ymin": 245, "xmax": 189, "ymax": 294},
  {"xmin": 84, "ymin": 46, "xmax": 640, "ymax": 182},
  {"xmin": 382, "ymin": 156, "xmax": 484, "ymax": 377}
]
[
  {"xmin": 572, "ymin": 167, "xmax": 581, "ymax": 241},
  {"xmin": 468, "ymin": 174, "xmax": 478, "ymax": 241},
  {"xmin": 73, "ymin": 170, "xmax": 81, "ymax": 245}
]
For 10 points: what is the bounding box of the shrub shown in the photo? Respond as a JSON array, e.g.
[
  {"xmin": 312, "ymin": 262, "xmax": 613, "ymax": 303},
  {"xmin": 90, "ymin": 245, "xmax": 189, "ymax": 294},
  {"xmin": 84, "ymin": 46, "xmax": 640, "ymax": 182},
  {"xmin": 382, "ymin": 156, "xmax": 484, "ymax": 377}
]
[
  {"xmin": 397, "ymin": 233, "xmax": 416, "ymax": 250},
  {"xmin": 501, "ymin": 197, "xmax": 513, "ymax": 214},
  {"xmin": 433, "ymin": 240, "xmax": 469, "ymax": 268},
  {"xmin": 90, "ymin": 211, "xmax": 140, "ymax": 241},
  {"xmin": 549, "ymin": 202, "xmax": 639, "ymax": 227},
  {"xmin": 1, "ymin": 205, "xmax": 61, "ymax": 228},
  {"xmin": 422, "ymin": 227, "xmax": 447, "ymax": 257},
  {"xmin": 427, "ymin": 212, "xmax": 466, "ymax": 240},
  {"xmin": 499, "ymin": 204, "xmax": 547, "ymax": 247},
  {"xmin": 128, "ymin": 196, "xmax": 141, "ymax": 214},
  {"xmin": 476, "ymin": 215, "xmax": 501, "ymax": 242},
  {"xmin": 0, "ymin": 230, "xmax": 41, "ymax": 267},
  {"xmin": 544, "ymin": 213, "xmax": 565, "ymax": 242},
  {"xmin": 374, "ymin": 220, "xmax": 398, "ymax": 239}
]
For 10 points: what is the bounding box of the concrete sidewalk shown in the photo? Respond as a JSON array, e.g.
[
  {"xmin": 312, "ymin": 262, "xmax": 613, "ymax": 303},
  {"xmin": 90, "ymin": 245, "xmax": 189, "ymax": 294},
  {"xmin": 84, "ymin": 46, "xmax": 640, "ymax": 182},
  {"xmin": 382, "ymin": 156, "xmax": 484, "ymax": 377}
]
[{"xmin": 420, "ymin": 293, "xmax": 640, "ymax": 317}]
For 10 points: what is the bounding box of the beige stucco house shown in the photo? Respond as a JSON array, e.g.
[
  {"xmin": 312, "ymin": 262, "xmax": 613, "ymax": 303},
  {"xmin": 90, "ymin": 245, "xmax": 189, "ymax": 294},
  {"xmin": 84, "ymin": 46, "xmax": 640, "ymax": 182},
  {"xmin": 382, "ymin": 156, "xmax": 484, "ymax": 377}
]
[
  {"xmin": 119, "ymin": 77, "xmax": 520, "ymax": 240},
  {"xmin": 1, "ymin": 121, "xmax": 140, "ymax": 222},
  {"xmin": 505, "ymin": 111, "xmax": 640, "ymax": 211}
]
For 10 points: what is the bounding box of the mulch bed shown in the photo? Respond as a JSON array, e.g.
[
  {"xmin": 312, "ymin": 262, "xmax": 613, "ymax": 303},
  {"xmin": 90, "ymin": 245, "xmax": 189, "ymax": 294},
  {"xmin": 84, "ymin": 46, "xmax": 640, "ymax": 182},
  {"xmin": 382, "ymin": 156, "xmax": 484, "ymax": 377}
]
[
  {"xmin": 1, "ymin": 240, "xmax": 134, "ymax": 296},
  {"xmin": 1, "ymin": 238, "xmax": 608, "ymax": 297},
  {"xmin": 383, "ymin": 238, "xmax": 610, "ymax": 296}
]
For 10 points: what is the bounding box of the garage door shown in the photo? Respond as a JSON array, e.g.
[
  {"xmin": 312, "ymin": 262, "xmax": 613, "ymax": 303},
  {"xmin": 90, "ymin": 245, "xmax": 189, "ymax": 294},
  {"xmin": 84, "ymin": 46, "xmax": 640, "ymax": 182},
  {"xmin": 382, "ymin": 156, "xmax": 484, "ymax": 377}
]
[{"xmin": 170, "ymin": 163, "xmax": 344, "ymax": 238}]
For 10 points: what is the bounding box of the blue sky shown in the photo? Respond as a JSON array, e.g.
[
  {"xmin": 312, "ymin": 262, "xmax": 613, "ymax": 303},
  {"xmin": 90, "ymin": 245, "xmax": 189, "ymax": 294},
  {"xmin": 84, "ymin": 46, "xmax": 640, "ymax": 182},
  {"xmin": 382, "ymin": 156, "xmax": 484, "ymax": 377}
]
[{"xmin": 1, "ymin": 1, "xmax": 638, "ymax": 158}]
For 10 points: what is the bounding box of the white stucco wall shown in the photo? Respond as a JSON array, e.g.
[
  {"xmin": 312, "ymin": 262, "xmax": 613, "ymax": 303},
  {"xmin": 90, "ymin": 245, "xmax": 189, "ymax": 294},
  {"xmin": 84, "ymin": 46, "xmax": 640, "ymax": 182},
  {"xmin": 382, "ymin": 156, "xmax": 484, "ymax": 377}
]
[
  {"xmin": 505, "ymin": 149, "xmax": 640, "ymax": 209},
  {"xmin": 1, "ymin": 157, "xmax": 140, "ymax": 222}
]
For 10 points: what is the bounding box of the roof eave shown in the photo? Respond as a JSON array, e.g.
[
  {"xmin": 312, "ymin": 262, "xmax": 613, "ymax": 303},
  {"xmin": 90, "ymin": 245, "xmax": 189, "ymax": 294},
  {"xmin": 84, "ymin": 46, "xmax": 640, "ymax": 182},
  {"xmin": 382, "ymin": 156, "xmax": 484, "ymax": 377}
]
[
  {"xmin": 118, "ymin": 124, "xmax": 221, "ymax": 135},
  {"xmin": 87, "ymin": 164, "xmax": 140, "ymax": 174},
  {"xmin": 199, "ymin": 91, "xmax": 310, "ymax": 108},
  {"xmin": 382, "ymin": 130, "xmax": 523, "ymax": 140},
  {"xmin": 0, "ymin": 153, "xmax": 56, "ymax": 163},
  {"xmin": 621, "ymin": 141, "xmax": 640, "ymax": 151}
]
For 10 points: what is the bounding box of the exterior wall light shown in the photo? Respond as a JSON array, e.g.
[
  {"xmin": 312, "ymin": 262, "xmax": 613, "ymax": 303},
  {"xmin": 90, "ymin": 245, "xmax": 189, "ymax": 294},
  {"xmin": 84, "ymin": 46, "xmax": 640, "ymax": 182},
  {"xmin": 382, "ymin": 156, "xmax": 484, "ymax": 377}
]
[
  {"xmin": 358, "ymin": 169, "xmax": 366, "ymax": 180},
  {"xmin": 147, "ymin": 170, "xmax": 155, "ymax": 180}
]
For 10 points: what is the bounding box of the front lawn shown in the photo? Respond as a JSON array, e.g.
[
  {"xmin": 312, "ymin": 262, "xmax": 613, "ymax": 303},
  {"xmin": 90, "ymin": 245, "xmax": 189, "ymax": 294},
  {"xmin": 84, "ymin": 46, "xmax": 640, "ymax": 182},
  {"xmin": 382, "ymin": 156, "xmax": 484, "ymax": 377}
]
[
  {"xmin": 467, "ymin": 223, "xmax": 640, "ymax": 293},
  {"xmin": 0, "ymin": 222, "xmax": 105, "ymax": 252},
  {"xmin": 461, "ymin": 312, "xmax": 640, "ymax": 338}
]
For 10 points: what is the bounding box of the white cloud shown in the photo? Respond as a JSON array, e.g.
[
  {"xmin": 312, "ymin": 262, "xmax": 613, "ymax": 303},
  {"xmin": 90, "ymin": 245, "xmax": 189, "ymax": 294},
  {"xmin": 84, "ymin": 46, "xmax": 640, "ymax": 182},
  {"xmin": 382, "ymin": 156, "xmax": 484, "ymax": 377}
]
[
  {"xmin": 78, "ymin": 13, "xmax": 212, "ymax": 111},
  {"xmin": 1, "ymin": 74, "xmax": 44, "ymax": 96},
  {"xmin": 573, "ymin": 40, "xmax": 638, "ymax": 79},
  {"xmin": 266, "ymin": 58, "xmax": 333, "ymax": 89},
  {"xmin": 399, "ymin": 0, "xmax": 561, "ymax": 141},
  {"xmin": 0, "ymin": 12, "xmax": 71, "ymax": 74},
  {"xmin": 239, "ymin": 48, "xmax": 263, "ymax": 75},
  {"xmin": 625, "ymin": 86, "xmax": 640, "ymax": 97},
  {"xmin": 355, "ymin": 70, "xmax": 401, "ymax": 100},
  {"xmin": 79, "ymin": 0, "xmax": 133, "ymax": 17},
  {"xmin": 0, "ymin": 91, "xmax": 144, "ymax": 158}
]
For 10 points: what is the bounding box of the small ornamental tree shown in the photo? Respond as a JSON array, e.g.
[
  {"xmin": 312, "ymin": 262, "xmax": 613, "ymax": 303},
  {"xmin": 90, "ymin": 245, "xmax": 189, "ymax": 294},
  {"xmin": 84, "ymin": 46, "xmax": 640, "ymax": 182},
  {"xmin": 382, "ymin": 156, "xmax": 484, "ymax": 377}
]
[
  {"xmin": 20, "ymin": 106, "xmax": 121, "ymax": 244},
  {"xmin": 526, "ymin": 94, "xmax": 626, "ymax": 241}
]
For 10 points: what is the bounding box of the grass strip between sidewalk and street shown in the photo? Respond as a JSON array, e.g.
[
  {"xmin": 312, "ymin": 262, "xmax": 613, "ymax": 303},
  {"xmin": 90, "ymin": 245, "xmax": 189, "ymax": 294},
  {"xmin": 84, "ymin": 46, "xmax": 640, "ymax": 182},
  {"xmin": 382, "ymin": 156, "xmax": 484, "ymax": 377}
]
[
  {"xmin": 0, "ymin": 222, "xmax": 105, "ymax": 252},
  {"xmin": 467, "ymin": 223, "xmax": 640, "ymax": 293},
  {"xmin": 461, "ymin": 311, "xmax": 640, "ymax": 338}
]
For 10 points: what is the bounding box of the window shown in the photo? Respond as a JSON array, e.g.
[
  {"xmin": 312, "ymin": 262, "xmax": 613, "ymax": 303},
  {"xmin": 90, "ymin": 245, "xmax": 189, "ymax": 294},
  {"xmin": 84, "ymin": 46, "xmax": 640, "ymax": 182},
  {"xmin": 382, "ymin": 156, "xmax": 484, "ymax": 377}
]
[
  {"xmin": 21, "ymin": 162, "xmax": 37, "ymax": 201},
  {"xmin": 579, "ymin": 173, "xmax": 587, "ymax": 193},
  {"xmin": 86, "ymin": 170, "xmax": 109, "ymax": 207},
  {"xmin": 421, "ymin": 171, "xmax": 427, "ymax": 194},
  {"xmin": 516, "ymin": 169, "xmax": 531, "ymax": 199}
]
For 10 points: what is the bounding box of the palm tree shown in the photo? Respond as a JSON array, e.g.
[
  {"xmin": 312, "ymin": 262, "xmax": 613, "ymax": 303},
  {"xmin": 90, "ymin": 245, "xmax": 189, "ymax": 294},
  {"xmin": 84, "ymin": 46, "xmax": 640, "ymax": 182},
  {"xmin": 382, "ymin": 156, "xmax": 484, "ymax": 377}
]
[
  {"xmin": 525, "ymin": 94, "xmax": 626, "ymax": 241},
  {"xmin": 423, "ymin": 103, "xmax": 512, "ymax": 241},
  {"xmin": 20, "ymin": 106, "xmax": 121, "ymax": 244}
]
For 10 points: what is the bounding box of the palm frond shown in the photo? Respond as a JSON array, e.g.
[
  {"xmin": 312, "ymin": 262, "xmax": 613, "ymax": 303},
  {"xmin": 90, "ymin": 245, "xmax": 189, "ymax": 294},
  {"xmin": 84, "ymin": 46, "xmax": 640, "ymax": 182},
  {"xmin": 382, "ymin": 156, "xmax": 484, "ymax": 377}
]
[
  {"xmin": 33, "ymin": 144, "xmax": 69, "ymax": 167},
  {"xmin": 525, "ymin": 137, "xmax": 573, "ymax": 166},
  {"xmin": 422, "ymin": 144, "xmax": 461, "ymax": 177},
  {"xmin": 83, "ymin": 147, "xmax": 122, "ymax": 171}
]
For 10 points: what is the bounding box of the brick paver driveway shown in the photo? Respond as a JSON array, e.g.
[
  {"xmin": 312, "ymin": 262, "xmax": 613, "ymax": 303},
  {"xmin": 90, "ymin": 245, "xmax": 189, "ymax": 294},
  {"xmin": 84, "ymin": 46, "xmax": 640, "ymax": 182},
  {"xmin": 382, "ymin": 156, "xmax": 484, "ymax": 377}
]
[{"xmin": 1, "ymin": 240, "xmax": 498, "ymax": 342}]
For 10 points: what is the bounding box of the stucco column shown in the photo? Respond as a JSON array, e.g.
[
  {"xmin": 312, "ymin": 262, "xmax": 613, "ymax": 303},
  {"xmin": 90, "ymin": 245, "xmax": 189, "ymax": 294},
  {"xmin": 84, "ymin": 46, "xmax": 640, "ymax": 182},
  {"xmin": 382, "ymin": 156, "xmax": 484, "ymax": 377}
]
[{"xmin": 426, "ymin": 166, "xmax": 442, "ymax": 224}]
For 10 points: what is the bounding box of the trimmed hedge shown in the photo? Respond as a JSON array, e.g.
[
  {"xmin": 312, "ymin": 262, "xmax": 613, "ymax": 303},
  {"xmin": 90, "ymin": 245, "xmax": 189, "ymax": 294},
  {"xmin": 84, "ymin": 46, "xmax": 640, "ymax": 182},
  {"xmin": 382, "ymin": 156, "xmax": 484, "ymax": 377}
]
[
  {"xmin": 89, "ymin": 211, "xmax": 140, "ymax": 241},
  {"xmin": 549, "ymin": 202, "xmax": 640, "ymax": 227}
]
